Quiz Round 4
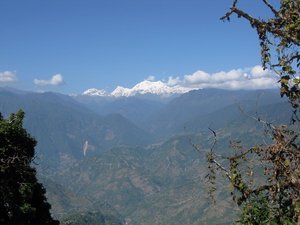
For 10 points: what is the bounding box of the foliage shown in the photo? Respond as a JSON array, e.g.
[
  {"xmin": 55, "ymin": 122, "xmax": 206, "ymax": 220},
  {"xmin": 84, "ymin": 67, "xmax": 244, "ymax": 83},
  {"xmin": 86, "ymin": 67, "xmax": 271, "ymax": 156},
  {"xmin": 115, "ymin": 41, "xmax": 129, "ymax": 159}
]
[
  {"xmin": 221, "ymin": 0, "xmax": 300, "ymax": 109},
  {"xmin": 235, "ymin": 193, "xmax": 278, "ymax": 225},
  {"xmin": 203, "ymin": 1, "xmax": 300, "ymax": 224},
  {"xmin": 205, "ymin": 116, "xmax": 299, "ymax": 224},
  {"xmin": 0, "ymin": 110, "xmax": 59, "ymax": 224}
]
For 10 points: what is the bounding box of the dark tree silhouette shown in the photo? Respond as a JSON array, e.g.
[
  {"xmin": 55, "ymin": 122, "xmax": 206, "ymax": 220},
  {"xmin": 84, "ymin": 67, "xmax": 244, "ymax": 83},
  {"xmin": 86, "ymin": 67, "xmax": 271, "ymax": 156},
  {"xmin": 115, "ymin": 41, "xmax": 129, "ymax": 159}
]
[{"xmin": 0, "ymin": 110, "xmax": 59, "ymax": 225}]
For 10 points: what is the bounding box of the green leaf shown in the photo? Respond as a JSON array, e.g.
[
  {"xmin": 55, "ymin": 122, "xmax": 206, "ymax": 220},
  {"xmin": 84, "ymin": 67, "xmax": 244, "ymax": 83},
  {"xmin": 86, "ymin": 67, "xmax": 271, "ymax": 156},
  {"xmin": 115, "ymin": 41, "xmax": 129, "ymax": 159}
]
[{"xmin": 281, "ymin": 77, "xmax": 290, "ymax": 85}]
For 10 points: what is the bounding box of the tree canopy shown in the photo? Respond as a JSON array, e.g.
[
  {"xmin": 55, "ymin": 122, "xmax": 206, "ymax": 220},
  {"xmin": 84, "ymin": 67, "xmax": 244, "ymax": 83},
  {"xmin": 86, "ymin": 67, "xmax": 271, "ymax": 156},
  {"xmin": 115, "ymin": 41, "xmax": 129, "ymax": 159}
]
[{"xmin": 0, "ymin": 110, "xmax": 59, "ymax": 225}]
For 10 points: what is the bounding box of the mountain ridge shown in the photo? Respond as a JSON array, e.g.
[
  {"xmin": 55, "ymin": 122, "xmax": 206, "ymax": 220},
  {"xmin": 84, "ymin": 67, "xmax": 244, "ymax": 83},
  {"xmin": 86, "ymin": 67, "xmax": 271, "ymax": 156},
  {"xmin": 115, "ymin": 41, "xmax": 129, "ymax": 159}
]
[
  {"xmin": 0, "ymin": 86, "xmax": 292, "ymax": 225},
  {"xmin": 0, "ymin": 88, "xmax": 153, "ymax": 174},
  {"xmin": 82, "ymin": 80, "xmax": 195, "ymax": 98}
]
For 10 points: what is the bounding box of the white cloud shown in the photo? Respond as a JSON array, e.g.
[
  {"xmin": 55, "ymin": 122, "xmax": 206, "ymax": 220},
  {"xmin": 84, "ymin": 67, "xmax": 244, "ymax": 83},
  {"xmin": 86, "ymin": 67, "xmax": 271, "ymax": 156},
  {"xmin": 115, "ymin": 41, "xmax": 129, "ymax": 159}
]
[
  {"xmin": 212, "ymin": 69, "xmax": 243, "ymax": 82},
  {"xmin": 146, "ymin": 75, "xmax": 156, "ymax": 81},
  {"xmin": 166, "ymin": 76, "xmax": 181, "ymax": 86},
  {"xmin": 184, "ymin": 69, "xmax": 244, "ymax": 85},
  {"xmin": 180, "ymin": 65, "xmax": 277, "ymax": 90},
  {"xmin": 34, "ymin": 74, "xmax": 64, "ymax": 86},
  {"xmin": 0, "ymin": 71, "xmax": 17, "ymax": 83},
  {"xmin": 196, "ymin": 77, "xmax": 277, "ymax": 90},
  {"xmin": 251, "ymin": 65, "xmax": 269, "ymax": 78},
  {"xmin": 184, "ymin": 70, "xmax": 210, "ymax": 84}
]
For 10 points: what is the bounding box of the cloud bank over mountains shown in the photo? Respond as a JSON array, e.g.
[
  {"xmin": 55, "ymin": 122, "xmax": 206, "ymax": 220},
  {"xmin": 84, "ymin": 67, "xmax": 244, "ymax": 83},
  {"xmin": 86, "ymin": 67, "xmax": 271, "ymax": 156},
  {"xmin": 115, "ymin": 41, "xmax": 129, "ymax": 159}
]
[
  {"xmin": 83, "ymin": 65, "xmax": 279, "ymax": 97},
  {"xmin": 0, "ymin": 65, "xmax": 278, "ymax": 96},
  {"xmin": 167, "ymin": 65, "xmax": 277, "ymax": 89}
]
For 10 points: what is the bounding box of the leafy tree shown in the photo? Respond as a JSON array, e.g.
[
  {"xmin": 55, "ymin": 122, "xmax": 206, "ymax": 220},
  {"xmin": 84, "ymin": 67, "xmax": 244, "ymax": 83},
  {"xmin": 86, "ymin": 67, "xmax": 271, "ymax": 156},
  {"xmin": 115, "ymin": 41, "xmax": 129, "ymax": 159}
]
[
  {"xmin": 0, "ymin": 110, "xmax": 59, "ymax": 225},
  {"xmin": 236, "ymin": 193, "xmax": 277, "ymax": 225},
  {"xmin": 200, "ymin": 1, "xmax": 299, "ymax": 224}
]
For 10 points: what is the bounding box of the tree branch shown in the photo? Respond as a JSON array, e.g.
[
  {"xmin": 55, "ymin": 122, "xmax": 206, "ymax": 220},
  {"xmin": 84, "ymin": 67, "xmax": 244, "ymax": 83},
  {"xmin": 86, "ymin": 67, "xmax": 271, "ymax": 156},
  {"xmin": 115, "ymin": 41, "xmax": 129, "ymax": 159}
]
[
  {"xmin": 262, "ymin": 0, "xmax": 279, "ymax": 16},
  {"xmin": 212, "ymin": 159, "xmax": 231, "ymax": 180},
  {"xmin": 221, "ymin": 6, "xmax": 300, "ymax": 46}
]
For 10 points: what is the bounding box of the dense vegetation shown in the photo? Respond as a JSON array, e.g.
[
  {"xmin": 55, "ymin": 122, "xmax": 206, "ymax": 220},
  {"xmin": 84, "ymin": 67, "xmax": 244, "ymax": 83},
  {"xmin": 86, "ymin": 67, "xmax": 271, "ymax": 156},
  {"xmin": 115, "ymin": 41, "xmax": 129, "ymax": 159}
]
[{"xmin": 0, "ymin": 110, "xmax": 59, "ymax": 225}]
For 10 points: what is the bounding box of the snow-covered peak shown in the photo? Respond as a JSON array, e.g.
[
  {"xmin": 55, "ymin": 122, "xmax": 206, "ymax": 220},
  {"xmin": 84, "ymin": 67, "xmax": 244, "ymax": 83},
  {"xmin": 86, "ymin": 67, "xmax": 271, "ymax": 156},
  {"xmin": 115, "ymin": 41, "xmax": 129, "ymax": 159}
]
[
  {"xmin": 110, "ymin": 80, "xmax": 190, "ymax": 97},
  {"xmin": 111, "ymin": 86, "xmax": 132, "ymax": 97},
  {"xmin": 82, "ymin": 88, "xmax": 109, "ymax": 97},
  {"xmin": 83, "ymin": 81, "xmax": 195, "ymax": 98},
  {"xmin": 133, "ymin": 80, "xmax": 167, "ymax": 93},
  {"xmin": 131, "ymin": 80, "xmax": 179, "ymax": 96}
]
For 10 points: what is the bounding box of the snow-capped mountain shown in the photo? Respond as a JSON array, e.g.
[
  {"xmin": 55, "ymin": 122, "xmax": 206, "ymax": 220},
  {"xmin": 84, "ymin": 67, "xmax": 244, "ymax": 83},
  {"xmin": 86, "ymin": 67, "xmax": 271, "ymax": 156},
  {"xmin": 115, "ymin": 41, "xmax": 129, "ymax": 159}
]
[
  {"xmin": 111, "ymin": 86, "xmax": 132, "ymax": 97},
  {"xmin": 82, "ymin": 80, "xmax": 194, "ymax": 97},
  {"xmin": 129, "ymin": 80, "xmax": 188, "ymax": 96}
]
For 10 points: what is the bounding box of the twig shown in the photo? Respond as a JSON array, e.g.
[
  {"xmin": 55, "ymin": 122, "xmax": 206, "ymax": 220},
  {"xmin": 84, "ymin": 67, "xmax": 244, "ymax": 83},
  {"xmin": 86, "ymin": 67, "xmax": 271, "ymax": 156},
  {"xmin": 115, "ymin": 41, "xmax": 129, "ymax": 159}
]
[
  {"xmin": 212, "ymin": 159, "xmax": 231, "ymax": 180},
  {"xmin": 262, "ymin": 0, "xmax": 279, "ymax": 16}
]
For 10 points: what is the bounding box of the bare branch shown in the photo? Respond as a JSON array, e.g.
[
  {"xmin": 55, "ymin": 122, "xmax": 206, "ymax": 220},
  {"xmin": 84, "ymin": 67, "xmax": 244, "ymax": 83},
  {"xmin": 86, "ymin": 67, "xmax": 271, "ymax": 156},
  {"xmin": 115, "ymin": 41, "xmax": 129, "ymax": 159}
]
[
  {"xmin": 212, "ymin": 159, "xmax": 231, "ymax": 180},
  {"xmin": 208, "ymin": 127, "xmax": 217, "ymax": 153},
  {"xmin": 228, "ymin": 148, "xmax": 253, "ymax": 161},
  {"xmin": 221, "ymin": 6, "xmax": 300, "ymax": 46},
  {"xmin": 220, "ymin": 0, "xmax": 239, "ymax": 21},
  {"xmin": 262, "ymin": 0, "xmax": 279, "ymax": 16}
]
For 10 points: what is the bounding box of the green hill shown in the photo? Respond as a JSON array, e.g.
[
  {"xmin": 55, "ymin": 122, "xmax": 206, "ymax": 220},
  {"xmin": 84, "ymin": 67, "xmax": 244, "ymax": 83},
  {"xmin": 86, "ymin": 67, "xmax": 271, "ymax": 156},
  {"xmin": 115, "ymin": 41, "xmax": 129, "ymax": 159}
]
[{"xmin": 0, "ymin": 89, "xmax": 152, "ymax": 174}]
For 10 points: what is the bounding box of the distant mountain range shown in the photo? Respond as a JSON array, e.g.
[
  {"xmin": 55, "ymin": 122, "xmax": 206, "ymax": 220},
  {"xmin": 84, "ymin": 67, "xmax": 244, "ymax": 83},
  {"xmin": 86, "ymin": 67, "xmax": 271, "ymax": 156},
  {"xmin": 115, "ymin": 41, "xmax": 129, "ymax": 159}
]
[
  {"xmin": 0, "ymin": 87, "xmax": 291, "ymax": 169},
  {"xmin": 78, "ymin": 88, "xmax": 290, "ymax": 140},
  {"xmin": 0, "ymin": 86, "xmax": 294, "ymax": 224},
  {"xmin": 0, "ymin": 87, "xmax": 152, "ymax": 173}
]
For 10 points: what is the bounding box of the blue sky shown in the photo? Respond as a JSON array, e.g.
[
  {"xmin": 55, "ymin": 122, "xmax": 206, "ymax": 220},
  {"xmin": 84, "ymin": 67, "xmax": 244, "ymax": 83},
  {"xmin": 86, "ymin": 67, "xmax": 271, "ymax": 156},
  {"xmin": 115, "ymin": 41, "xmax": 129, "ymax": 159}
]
[{"xmin": 0, "ymin": 0, "xmax": 278, "ymax": 94}]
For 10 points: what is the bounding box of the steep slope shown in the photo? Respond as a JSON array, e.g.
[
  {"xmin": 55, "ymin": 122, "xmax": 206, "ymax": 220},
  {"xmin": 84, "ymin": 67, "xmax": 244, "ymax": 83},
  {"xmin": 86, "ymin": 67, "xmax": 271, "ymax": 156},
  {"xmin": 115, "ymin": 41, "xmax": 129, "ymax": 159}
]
[
  {"xmin": 143, "ymin": 89, "xmax": 285, "ymax": 139},
  {"xmin": 77, "ymin": 88, "xmax": 285, "ymax": 141},
  {"xmin": 53, "ymin": 146, "xmax": 159, "ymax": 217},
  {"xmin": 60, "ymin": 212, "xmax": 123, "ymax": 225},
  {"xmin": 38, "ymin": 177, "xmax": 94, "ymax": 219},
  {"xmin": 0, "ymin": 87, "xmax": 292, "ymax": 224},
  {"xmin": 185, "ymin": 101, "xmax": 292, "ymax": 134},
  {"xmin": 76, "ymin": 95, "xmax": 166, "ymax": 126},
  {"xmin": 0, "ymin": 88, "xmax": 153, "ymax": 173},
  {"xmin": 49, "ymin": 103, "xmax": 290, "ymax": 224},
  {"xmin": 51, "ymin": 135, "xmax": 239, "ymax": 225},
  {"xmin": 39, "ymin": 177, "xmax": 124, "ymax": 224}
]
